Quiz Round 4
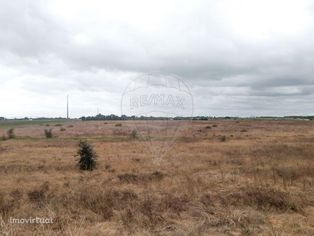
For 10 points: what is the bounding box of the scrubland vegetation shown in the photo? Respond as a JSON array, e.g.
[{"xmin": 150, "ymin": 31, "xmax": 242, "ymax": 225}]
[{"xmin": 0, "ymin": 119, "xmax": 314, "ymax": 235}]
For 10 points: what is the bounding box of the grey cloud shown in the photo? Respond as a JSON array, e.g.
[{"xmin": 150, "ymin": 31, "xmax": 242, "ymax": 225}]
[{"xmin": 1, "ymin": 0, "xmax": 314, "ymax": 117}]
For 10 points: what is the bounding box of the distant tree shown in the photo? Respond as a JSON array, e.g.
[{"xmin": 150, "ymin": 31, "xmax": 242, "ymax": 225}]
[{"xmin": 77, "ymin": 141, "xmax": 97, "ymax": 171}]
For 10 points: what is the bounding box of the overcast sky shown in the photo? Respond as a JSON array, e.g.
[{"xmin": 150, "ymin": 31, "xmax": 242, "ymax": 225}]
[{"xmin": 1, "ymin": 0, "xmax": 314, "ymax": 118}]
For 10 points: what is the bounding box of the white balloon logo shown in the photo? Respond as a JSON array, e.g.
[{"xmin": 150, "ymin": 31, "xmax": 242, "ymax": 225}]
[{"xmin": 121, "ymin": 73, "xmax": 193, "ymax": 163}]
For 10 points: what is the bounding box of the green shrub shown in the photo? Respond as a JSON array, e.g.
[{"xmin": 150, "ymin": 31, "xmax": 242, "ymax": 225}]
[
  {"xmin": 60, "ymin": 128, "xmax": 66, "ymax": 131},
  {"xmin": 77, "ymin": 141, "xmax": 97, "ymax": 171},
  {"xmin": 7, "ymin": 129, "xmax": 15, "ymax": 139},
  {"xmin": 219, "ymin": 135, "xmax": 226, "ymax": 142},
  {"xmin": 130, "ymin": 129, "xmax": 138, "ymax": 139},
  {"xmin": 44, "ymin": 129, "xmax": 53, "ymax": 138}
]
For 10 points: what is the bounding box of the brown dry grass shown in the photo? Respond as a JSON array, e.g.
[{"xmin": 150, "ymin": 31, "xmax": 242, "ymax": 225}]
[{"xmin": 0, "ymin": 119, "xmax": 314, "ymax": 235}]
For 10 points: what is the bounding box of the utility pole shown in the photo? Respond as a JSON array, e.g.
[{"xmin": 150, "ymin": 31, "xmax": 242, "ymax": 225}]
[{"xmin": 67, "ymin": 95, "xmax": 69, "ymax": 119}]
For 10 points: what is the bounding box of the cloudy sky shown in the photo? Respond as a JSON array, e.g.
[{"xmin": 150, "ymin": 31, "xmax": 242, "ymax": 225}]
[{"xmin": 1, "ymin": 0, "xmax": 314, "ymax": 118}]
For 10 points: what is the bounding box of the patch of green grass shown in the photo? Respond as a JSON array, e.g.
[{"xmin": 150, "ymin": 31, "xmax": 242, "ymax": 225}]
[{"xmin": 0, "ymin": 119, "xmax": 69, "ymax": 130}]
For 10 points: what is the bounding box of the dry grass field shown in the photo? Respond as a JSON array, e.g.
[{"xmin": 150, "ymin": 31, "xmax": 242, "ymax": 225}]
[{"xmin": 0, "ymin": 119, "xmax": 314, "ymax": 235}]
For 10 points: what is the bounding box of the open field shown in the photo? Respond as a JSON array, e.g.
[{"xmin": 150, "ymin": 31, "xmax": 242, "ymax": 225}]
[{"xmin": 0, "ymin": 119, "xmax": 314, "ymax": 235}]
